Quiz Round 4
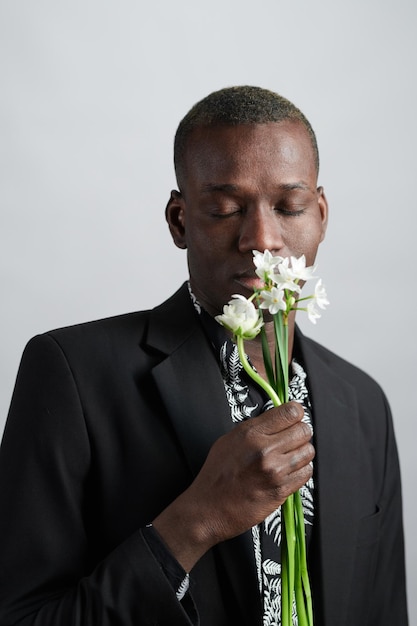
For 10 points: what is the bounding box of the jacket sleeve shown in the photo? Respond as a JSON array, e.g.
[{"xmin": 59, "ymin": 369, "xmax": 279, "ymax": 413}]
[
  {"xmin": 344, "ymin": 389, "xmax": 408, "ymax": 626},
  {"xmin": 367, "ymin": 394, "xmax": 408, "ymax": 625},
  {"xmin": 0, "ymin": 334, "xmax": 198, "ymax": 626}
]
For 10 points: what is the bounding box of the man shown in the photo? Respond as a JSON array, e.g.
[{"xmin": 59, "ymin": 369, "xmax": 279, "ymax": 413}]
[{"xmin": 0, "ymin": 86, "xmax": 408, "ymax": 625}]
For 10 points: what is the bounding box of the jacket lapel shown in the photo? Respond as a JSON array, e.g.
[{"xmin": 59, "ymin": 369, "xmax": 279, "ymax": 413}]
[
  {"xmin": 146, "ymin": 284, "xmax": 234, "ymax": 475},
  {"xmin": 145, "ymin": 284, "xmax": 262, "ymax": 623},
  {"xmin": 297, "ymin": 329, "xmax": 361, "ymax": 626}
]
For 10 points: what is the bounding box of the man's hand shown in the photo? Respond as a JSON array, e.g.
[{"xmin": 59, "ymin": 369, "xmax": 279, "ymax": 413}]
[{"xmin": 153, "ymin": 401, "xmax": 314, "ymax": 573}]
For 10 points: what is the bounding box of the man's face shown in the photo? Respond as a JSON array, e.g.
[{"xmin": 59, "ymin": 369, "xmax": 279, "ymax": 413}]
[{"xmin": 167, "ymin": 121, "xmax": 328, "ymax": 317}]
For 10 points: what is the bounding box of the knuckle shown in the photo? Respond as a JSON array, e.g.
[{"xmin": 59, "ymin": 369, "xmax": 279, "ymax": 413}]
[
  {"xmin": 255, "ymin": 446, "xmax": 275, "ymax": 473},
  {"xmin": 300, "ymin": 463, "xmax": 314, "ymax": 484},
  {"xmin": 288, "ymin": 452, "xmax": 302, "ymax": 471},
  {"xmin": 290, "ymin": 421, "xmax": 313, "ymax": 445},
  {"xmin": 306, "ymin": 441, "xmax": 316, "ymax": 461},
  {"xmin": 300, "ymin": 421, "xmax": 313, "ymax": 440},
  {"xmin": 293, "ymin": 442, "xmax": 315, "ymax": 469},
  {"xmin": 280, "ymin": 401, "xmax": 304, "ymax": 424},
  {"xmin": 255, "ymin": 448, "xmax": 286, "ymax": 483}
]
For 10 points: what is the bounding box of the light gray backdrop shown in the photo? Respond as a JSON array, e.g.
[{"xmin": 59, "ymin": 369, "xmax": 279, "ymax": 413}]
[{"xmin": 1, "ymin": 0, "xmax": 416, "ymax": 621}]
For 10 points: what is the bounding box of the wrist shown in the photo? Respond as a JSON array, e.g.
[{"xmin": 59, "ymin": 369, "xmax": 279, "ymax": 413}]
[{"xmin": 152, "ymin": 491, "xmax": 218, "ymax": 573}]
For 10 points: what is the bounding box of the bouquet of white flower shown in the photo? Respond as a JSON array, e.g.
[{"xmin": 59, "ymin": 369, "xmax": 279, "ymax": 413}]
[{"xmin": 215, "ymin": 249, "xmax": 329, "ymax": 626}]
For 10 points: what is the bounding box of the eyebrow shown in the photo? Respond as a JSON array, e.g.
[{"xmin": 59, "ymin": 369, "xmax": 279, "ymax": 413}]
[
  {"xmin": 279, "ymin": 182, "xmax": 311, "ymax": 191},
  {"xmin": 201, "ymin": 183, "xmax": 240, "ymax": 194},
  {"xmin": 200, "ymin": 182, "xmax": 312, "ymax": 193}
]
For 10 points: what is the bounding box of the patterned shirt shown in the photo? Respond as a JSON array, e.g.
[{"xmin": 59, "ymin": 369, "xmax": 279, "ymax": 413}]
[{"xmin": 189, "ymin": 284, "xmax": 315, "ymax": 626}]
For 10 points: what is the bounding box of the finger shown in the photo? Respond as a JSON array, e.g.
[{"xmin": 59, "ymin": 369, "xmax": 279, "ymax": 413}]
[
  {"xmin": 276, "ymin": 420, "xmax": 314, "ymax": 454},
  {"xmin": 258, "ymin": 440, "xmax": 315, "ymax": 487},
  {"xmin": 272, "ymin": 463, "xmax": 315, "ymax": 503},
  {"xmin": 284, "ymin": 440, "xmax": 315, "ymax": 473},
  {"xmin": 253, "ymin": 401, "xmax": 305, "ymax": 435}
]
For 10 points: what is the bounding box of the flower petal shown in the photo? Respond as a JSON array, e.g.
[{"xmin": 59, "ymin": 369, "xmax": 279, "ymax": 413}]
[
  {"xmin": 215, "ymin": 294, "xmax": 263, "ymax": 339},
  {"xmin": 314, "ymin": 279, "xmax": 330, "ymax": 309}
]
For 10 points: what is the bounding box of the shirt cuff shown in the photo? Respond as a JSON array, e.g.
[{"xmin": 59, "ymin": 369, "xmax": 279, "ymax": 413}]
[{"xmin": 142, "ymin": 524, "xmax": 190, "ymax": 601}]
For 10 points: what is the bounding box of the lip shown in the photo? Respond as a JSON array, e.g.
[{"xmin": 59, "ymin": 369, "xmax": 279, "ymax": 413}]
[{"xmin": 233, "ymin": 273, "xmax": 265, "ymax": 292}]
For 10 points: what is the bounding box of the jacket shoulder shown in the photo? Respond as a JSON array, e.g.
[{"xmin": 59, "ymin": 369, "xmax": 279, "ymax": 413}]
[
  {"xmin": 40, "ymin": 283, "xmax": 190, "ymax": 346},
  {"xmin": 299, "ymin": 332, "xmax": 387, "ymax": 399},
  {"xmin": 23, "ymin": 283, "xmax": 192, "ymax": 365}
]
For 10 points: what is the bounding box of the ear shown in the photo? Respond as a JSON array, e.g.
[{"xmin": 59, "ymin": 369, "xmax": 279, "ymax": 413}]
[
  {"xmin": 165, "ymin": 190, "xmax": 187, "ymax": 249},
  {"xmin": 317, "ymin": 186, "xmax": 329, "ymax": 242}
]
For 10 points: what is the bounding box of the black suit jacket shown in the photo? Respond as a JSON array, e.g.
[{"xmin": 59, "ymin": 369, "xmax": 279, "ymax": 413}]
[{"xmin": 0, "ymin": 284, "xmax": 408, "ymax": 625}]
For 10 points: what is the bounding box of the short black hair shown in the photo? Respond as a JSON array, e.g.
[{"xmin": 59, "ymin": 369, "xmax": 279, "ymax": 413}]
[{"xmin": 174, "ymin": 85, "xmax": 319, "ymax": 189}]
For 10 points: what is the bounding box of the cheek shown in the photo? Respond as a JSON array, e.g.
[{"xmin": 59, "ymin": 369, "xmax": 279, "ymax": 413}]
[
  {"xmin": 188, "ymin": 221, "xmax": 234, "ymax": 256},
  {"xmin": 185, "ymin": 224, "xmax": 213, "ymax": 259},
  {"xmin": 186, "ymin": 237, "xmax": 223, "ymax": 280},
  {"xmin": 285, "ymin": 222, "xmax": 322, "ymax": 261}
]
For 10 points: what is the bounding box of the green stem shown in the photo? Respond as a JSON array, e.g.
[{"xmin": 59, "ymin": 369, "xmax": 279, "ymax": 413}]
[
  {"xmin": 235, "ymin": 317, "xmax": 313, "ymax": 626},
  {"xmin": 236, "ymin": 335, "xmax": 281, "ymax": 406},
  {"xmin": 294, "ymin": 491, "xmax": 313, "ymax": 626},
  {"xmin": 260, "ymin": 324, "xmax": 275, "ymax": 388},
  {"xmin": 294, "ymin": 491, "xmax": 313, "ymax": 625},
  {"xmin": 282, "ymin": 316, "xmax": 289, "ymax": 400},
  {"xmin": 294, "ymin": 535, "xmax": 308, "ymax": 626},
  {"xmin": 273, "ymin": 312, "xmax": 289, "ymax": 402},
  {"xmin": 282, "ymin": 493, "xmax": 296, "ymax": 626},
  {"xmin": 281, "ymin": 535, "xmax": 290, "ymax": 626},
  {"xmin": 295, "ymin": 295, "xmax": 314, "ymax": 304}
]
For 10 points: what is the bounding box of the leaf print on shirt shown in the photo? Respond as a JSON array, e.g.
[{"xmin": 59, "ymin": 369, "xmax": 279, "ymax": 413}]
[
  {"xmin": 220, "ymin": 342, "xmax": 259, "ymax": 423},
  {"xmin": 262, "ymin": 565, "xmax": 281, "ymax": 626},
  {"xmin": 300, "ymin": 480, "xmax": 314, "ymax": 526},
  {"xmin": 252, "ymin": 524, "xmax": 263, "ymax": 594},
  {"xmin": 187, "ymin": 281, "xmax": 202, "ymax": 314},
  {"xmin": 264, "ymin": 507, "xmax": 282, "ymax": 545}
]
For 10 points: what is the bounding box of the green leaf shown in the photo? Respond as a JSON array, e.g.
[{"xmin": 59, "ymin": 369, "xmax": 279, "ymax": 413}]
[{"xmin": 260, "ymin": 326, "xmax": 275, "ymax": 387}]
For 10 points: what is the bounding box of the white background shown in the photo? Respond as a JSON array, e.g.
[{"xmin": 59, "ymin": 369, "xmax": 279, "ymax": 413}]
[{"xmin": 1, "ymin": 0, "xmax": 416, "ymax": 621}]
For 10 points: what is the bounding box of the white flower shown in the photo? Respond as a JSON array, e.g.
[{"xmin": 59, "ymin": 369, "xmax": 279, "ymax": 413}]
[
  {"xmin": 288, "ymin": 255, "xmax": 316, "ymax": 282},
  {"xmin": 215, "ymin": 294, "xmax": 263, "ymax": 339},
  {"xmin": 303, "ymin": 280, "xmax": 329, "ymax": 324},
  {"xmin": 306, "ymin": 300, "xmax": 321, "ymax": 324},
  {"xmin": 314, "ymin": 279, "xmax": 329, "ymax": 310},
  {"xmin": 272, "ymin": 258, "xmax": 302, "ymax": 293},
  {"xmin": 259, "ymin": 286, "xmax": 287, "ymax": 315},
  {"xmin": 253, "ymin": 249, "xmax": 284, "ymax": 282}
]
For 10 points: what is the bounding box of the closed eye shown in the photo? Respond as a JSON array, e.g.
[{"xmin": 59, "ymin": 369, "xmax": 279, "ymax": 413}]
[
  {"xmin": 275, "ymin": 207, "xmax": 306, "ymax": 217},
  {"xmin": 209, "ymin": 206, "xmax": 244, "ymax": 218}
]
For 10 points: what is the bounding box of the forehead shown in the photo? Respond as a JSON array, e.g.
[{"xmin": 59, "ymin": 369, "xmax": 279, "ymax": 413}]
[{"xmin": 182, "ymin": 121, "xmax": 318, "ymax": 190}]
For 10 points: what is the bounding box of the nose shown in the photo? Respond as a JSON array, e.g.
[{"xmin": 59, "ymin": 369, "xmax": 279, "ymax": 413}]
[{"xmin": 238, "ymin": 206, "xmax": 284, "ymax": 255}]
